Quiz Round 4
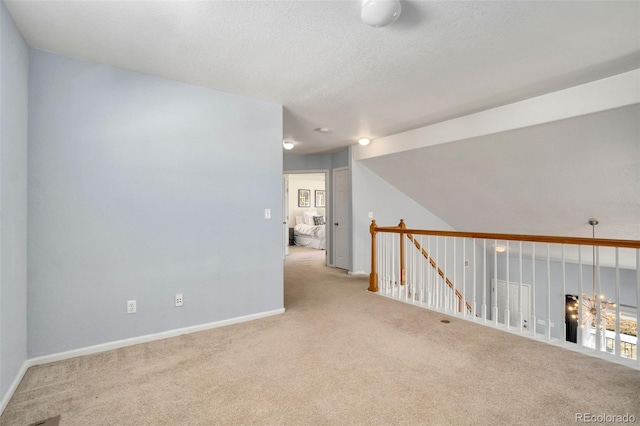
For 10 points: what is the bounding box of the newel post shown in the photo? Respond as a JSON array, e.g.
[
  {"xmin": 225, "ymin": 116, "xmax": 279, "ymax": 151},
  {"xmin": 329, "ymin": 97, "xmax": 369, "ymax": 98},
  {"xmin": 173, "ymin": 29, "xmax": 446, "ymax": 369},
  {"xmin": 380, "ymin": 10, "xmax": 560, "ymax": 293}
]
[
  {"xmin": 399, "ymin": 219, "xmax": 406, "ymax": 285},
  {"xmin": 368, "ymin": 220, "xmax": 378, "ymax": 292}
]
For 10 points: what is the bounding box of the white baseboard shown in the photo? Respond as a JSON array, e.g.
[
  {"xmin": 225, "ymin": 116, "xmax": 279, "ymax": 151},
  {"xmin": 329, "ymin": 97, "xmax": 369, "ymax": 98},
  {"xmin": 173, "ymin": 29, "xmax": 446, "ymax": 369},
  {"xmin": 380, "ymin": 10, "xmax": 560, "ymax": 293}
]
[
  {"xmin": 348, "ymin": 270, "xmax": 366, "ymax": 276},
  {"xmin": 1, "ymin": 308, "xmax": 285, "ymax": 416},
  {"xmin": 1, "ymin": 360, "xmax": 29, "ymax": 416}
]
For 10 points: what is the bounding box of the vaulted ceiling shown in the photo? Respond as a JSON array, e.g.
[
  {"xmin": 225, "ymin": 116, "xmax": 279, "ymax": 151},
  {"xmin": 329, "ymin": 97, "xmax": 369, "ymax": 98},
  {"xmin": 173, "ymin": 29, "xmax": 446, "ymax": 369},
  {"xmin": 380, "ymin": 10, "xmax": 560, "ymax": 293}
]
[{"xmin": 5, "ymin": 0, "xmax": 640, "ymax": 239}]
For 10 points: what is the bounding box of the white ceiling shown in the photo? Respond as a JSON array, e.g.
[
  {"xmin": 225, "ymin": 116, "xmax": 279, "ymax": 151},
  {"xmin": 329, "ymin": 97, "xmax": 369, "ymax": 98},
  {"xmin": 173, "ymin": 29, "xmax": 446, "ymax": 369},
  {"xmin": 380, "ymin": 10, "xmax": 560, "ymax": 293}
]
[
  {"xmin": 5, "ymin": 0, "xmax": 640, "ymax": 155},
  {"xmin": 4, "ymin": 0, "xmax": 640, "ymax": 240}
]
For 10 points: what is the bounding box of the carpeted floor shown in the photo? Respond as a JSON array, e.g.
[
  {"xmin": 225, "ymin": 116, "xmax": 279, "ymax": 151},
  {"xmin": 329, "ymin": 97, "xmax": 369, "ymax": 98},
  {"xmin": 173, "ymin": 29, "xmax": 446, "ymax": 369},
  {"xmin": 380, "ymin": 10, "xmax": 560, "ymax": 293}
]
[{"xmin": 2, "ymin": 246, "xmax": 639, "ymax": 425}]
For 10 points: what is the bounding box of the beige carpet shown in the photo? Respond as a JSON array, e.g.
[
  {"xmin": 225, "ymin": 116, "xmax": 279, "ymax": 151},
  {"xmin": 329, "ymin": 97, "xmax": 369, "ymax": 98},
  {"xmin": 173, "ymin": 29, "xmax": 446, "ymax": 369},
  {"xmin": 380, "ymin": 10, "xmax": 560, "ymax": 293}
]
[{"xmin": 2, "ymin": 246, "xmax": 639, "ymax": 425}]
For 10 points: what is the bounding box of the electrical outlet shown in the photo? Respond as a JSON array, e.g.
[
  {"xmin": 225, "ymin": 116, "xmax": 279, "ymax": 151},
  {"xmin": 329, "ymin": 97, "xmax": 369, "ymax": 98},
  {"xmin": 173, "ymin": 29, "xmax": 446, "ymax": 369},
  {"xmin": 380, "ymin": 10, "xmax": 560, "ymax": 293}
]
[
  {"xmin": 264, "ymin": 208, "xmax": 271, "ymax": 219},
  {"xmin": 127, "ymin": 300, "xmax": 136, "ymax": 314},
  {"xmin": 175, "ymin": 293, "xmax": 183, "ymax": 307}
]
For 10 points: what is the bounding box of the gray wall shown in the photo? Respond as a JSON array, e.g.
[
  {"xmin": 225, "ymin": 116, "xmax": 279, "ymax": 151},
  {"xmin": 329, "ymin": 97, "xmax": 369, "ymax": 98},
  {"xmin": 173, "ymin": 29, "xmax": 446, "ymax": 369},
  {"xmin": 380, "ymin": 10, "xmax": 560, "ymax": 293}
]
[
  {"xmin": 27, "ymin": 50, "xmax": 284, "ymax": 357},
  {"xmin": 0, "ymin": 0, "xmax": 28, "ymax": 401},
  {"xmin": 351, "ymin": 160, "xmax": 453, "ymax": 274}
]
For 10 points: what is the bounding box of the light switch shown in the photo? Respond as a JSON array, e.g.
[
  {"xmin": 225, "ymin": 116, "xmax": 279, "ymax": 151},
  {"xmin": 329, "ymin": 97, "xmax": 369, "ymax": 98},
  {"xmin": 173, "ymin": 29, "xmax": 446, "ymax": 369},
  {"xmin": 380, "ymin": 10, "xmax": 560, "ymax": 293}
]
[
  {"xmin": 368, "ymin": 212, "xmax": 374, "ymax": 219},
  {"xmin": 264, "ymin": 209, "xmax": 271, "ymax": 219}
]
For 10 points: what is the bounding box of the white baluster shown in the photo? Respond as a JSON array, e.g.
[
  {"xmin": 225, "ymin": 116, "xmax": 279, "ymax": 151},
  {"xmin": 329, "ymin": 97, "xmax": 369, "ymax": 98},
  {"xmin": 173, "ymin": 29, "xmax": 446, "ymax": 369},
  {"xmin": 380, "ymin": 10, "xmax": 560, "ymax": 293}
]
[
  {"xmin": 532, "ymin": 244, "xmax": 537, "ymax": 337},
  {"xmin": 595, "ymin": 246, "xmax": 602, "ymax": 352},
  {"xmin": 420, "ymin": 236, "xmax": 424, "ymax": 304},
  {"xmin": 427, "ymin": 236, "xmax": 432, "ymax": 307},
  {"xmin": 493, "ymin": 239, "xmax": 498, "ymax": 326},
  {"xmin": 578, "ymin": 246, "xmax": 583, "ymax": 347},
  {"xmin": 561, "ymin": 245, "xmax": 566, "ymax": 344},
  {"xmin": 519, "ymin": 242, "xmax": 523, "ymax": 333},
  {"xmin": 382, "ymin": 233, "xmax": 387, "ymax": 293},
  {"xmin": 546, "ymin": 243, "xmax": 551, "ymax": 340},
  {"xmin": 436, "ymin": 237, "xmax": 440, "ymax": 309},
  {"xmin": 473, "ymin": 239, "xmax": 477, "ymax": 320},
  {"xmin": 615, "ymin": 247, "xmax": 620, "ymax": 358},
  {"xmin": 391, "ymin": 232, "xmax": 396, "ymax": 297},
  {"xmin": 462, "ymin": 238, "xmax": 466, "ymax": 317},
  {"xmin": 506, "ymin": 241, "xmax": 510, "ymax": 329},
  {"xmin": 444, "ymin": 237, "xmax": 448, "ymax": 312},
  {"xmin": 482, "ymin": 239, "xmax": 487, "ymax": 322}
]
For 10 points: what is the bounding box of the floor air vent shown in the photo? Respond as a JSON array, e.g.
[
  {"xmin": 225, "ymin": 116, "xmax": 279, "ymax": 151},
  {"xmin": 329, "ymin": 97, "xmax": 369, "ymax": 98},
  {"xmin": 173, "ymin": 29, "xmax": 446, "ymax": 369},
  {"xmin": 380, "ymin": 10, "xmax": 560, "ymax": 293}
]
[{"xmin": 28, "ymin": 415, "xmax": 60, "ymax": 426}]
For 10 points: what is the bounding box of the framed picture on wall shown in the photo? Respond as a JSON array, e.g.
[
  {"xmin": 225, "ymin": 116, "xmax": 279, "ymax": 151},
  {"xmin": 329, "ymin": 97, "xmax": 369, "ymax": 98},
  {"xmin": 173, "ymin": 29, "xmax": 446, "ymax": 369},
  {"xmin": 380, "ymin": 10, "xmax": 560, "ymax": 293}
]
[
  {"xmin": 298, "ymin": 189, "xmax": 310, "ymax": 207},
  {"xmin": 315, "ymin": 190, "xmax": 325, "ymax": 207}
]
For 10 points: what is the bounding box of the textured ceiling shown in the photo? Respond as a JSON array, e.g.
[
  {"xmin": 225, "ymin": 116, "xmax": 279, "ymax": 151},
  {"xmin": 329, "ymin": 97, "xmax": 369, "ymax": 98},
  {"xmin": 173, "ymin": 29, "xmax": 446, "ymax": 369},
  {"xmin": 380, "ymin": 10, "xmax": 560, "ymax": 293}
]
[
  {"xmin": 5, "ymin": 0, "xmax": 640, "ymax": 155},
  {"xmin": 4, "ymin": 0, "xmax": 639, "ymax": 240}
]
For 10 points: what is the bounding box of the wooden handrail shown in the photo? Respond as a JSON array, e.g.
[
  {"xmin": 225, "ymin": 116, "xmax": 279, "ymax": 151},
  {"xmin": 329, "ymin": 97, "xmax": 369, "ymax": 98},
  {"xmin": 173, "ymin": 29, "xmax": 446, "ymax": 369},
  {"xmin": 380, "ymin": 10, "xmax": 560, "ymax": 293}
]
[
  {"xmin": 372, "ymin": 227, "xmax": 640, "ymax": 249},
  {"xmin": 406, "ymin": 233, "xmax": 472, "ymax": 313}
]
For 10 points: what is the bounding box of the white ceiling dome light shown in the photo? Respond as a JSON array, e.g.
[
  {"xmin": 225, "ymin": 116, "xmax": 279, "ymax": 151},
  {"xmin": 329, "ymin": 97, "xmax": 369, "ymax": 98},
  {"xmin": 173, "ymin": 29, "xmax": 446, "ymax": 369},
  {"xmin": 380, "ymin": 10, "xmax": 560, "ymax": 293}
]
[
  {"xmin": 358, "ymin": 138, "xmax": 371, "ymax": 146},
  {"xmin": 361, "ymin": 0, "xmax": 402, "ymax": 28},
  {"xmin": 283, "ymin": 140, "xmax": 295, "ymax": 150}
]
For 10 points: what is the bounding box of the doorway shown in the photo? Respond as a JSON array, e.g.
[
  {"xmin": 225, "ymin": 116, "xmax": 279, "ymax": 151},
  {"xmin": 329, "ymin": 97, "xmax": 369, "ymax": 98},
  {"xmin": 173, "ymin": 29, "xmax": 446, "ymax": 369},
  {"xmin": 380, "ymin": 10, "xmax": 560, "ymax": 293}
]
[
  {"xmin": 284, "ymin": 171, "xmax": 329, "ymax": 266},
  {"xmin": 494, "ymin": 279, "xmax": 531, "ymax": 330},
  {"xmin": 333, "ymin": 167, "xmax": 350, "ymax": 270}
]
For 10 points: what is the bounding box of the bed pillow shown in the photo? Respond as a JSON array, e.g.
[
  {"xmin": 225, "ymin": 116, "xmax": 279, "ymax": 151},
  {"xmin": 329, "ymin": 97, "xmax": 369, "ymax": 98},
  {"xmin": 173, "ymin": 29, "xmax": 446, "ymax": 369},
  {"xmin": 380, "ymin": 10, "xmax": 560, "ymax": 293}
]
[
  {"xmin": 313, "ymin": 216, "xmax": 325, "ymax": 225},
  {"xmin": 295, "ymin": 216, "xmax": 304, "ymax": 226},
  {"xmin": 304, "ymin": 211, "xmax": 318, "ymax": 225}
]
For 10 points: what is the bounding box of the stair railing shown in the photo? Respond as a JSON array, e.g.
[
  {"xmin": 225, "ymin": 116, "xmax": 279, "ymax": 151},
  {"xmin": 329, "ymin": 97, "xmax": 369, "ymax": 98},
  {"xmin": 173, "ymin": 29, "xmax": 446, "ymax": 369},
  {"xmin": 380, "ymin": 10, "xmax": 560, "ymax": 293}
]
[{"xmin": 369, "ymin": 219, "xmax": 640, "ymax": 369}]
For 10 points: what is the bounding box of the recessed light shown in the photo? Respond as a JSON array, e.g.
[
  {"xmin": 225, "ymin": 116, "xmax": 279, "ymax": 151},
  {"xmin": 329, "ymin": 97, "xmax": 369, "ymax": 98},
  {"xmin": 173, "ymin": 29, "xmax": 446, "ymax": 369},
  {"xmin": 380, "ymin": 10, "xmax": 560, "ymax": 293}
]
[
  {"xmin": 314, "ymin": 127, "xmax": 331, "ymax": 133},
  {"xmin": 358, "ymin": 138, "xmax": 371, "ymax": 146},
  {"xmin": 283, "ymin": 140, "xmax": 294, "ymax": 150}
]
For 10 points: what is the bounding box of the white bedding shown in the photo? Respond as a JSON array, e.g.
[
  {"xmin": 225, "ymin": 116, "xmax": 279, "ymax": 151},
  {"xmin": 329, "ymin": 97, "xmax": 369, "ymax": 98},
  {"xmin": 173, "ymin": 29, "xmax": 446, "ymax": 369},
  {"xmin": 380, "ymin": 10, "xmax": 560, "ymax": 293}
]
[{"xmin": 294, "ymin": 223, "xmax": 326, "ymax": 249}]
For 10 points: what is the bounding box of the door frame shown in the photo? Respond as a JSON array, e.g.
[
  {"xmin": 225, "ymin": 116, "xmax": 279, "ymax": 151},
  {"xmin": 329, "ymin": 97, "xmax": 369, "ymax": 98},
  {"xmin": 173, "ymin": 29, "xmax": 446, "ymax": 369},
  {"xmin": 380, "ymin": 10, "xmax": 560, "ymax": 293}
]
[{"xmin": 283, "ymin": 170, "xmax": 330, "ymax": 266}]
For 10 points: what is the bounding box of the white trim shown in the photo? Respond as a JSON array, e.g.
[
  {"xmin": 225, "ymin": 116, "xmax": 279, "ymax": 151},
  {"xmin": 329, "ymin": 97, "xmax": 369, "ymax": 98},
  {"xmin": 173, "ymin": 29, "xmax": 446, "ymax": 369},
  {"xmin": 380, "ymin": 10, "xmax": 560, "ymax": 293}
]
[
  {"xmin": 348, "ymin": 270, "xmax": 366, "ymax": 276},
  {"xmin": 28, "ymin": 308, "xmax": 285, "ymax": 367},
  {"xmin": 354, "ymin": 69, "xmax": 640, "ymax": 161},
  {"xmin": 0, "ymin": 308, "xmax": 285, "ymax": 416},
  {"xmin": 1, "ymin": 360, "xmax": 30, "ymax": 415}
]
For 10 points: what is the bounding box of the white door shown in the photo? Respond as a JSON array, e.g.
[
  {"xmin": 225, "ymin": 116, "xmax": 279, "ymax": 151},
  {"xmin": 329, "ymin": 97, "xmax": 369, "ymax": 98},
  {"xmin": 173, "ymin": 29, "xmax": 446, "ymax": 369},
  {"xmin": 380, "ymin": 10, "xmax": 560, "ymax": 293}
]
[
  {"xmin": 333, "ymin": 168, "xmax": 350, "ymax": 270},
  {"xmin": 283, "ymin": 176, "xmax": 289, "ymax": 259},
  {"xmin": 495, "ymin": 280, "xmax": 531, "ymax": 330}
]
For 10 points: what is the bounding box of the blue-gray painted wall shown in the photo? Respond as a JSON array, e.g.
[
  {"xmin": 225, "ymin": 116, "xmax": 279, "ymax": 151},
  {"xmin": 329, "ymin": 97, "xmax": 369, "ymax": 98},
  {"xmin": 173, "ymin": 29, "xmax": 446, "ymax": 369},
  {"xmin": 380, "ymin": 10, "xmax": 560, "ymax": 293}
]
[
  {"xmin": 27, "ymin": 50, "xmax": 284, "ymax": 357},
  {"xmin": 351, "ymin": 160, "xmax": 453, "ymax": 274},
  {"xmin": 0, "ymin": 0, "xmax": 28, "ymax": 401}
]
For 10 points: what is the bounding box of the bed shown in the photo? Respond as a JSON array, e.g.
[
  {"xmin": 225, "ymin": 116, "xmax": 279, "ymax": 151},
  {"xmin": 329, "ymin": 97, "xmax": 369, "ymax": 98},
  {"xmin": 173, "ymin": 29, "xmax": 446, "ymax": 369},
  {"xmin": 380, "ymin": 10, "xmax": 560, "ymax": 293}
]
[{"xmin": 293, "ymin": 212, "xmax": 326, "ymax": 250}]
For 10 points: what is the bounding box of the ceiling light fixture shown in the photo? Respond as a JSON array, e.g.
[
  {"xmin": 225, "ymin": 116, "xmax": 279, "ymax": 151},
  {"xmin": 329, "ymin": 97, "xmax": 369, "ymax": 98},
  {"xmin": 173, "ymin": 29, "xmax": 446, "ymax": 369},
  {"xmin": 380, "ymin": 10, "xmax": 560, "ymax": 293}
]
[
  {"xmin": 579, "ymin": 219, "xmax": 616, "ymax": 348},
  {"xmin": 495, "ymin": 245, "xmax": 506, "ymax": 253},
  {"xmin": 358, "ymin": 138, "xmax": 371, "ymax": 146},
  {"xmin": 361, "ymin": 0, "xmax": 402, "ymax": 28},
  {"xmin": 283, "ymin": 140, "xmax": 294, "ymax": 150}
]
